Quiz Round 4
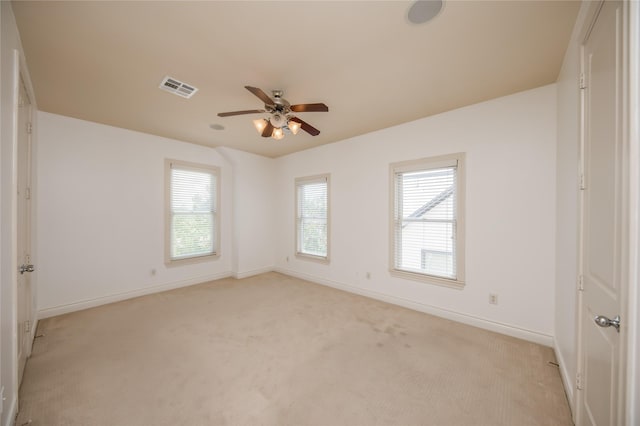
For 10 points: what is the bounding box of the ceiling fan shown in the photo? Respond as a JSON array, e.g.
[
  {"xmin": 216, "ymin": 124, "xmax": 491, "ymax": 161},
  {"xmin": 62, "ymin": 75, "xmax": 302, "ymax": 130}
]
[{"xmin": 218, "ymin": 86, "xmax": 329, "ymax": 140}]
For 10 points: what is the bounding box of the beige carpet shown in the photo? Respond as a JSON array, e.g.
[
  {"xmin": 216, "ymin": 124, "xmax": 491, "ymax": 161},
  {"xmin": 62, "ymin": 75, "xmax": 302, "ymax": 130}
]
[{"xmin": 17, "ymin": 272, "xmax": 572, "ymax": 425}]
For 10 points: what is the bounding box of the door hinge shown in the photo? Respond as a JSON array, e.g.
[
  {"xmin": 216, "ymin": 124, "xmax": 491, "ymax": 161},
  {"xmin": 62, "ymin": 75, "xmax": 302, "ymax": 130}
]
[
  {"xmin": 24, "ymin": 321, "xmax": 30, "ymax": 333},
  {"xmin": 579, "ymin": 173, "xmax": 586, "ymax": 190},
  {"xmin": 25, "ymin": 187, "xmax": 31, "ymax": 200},
  {"xmin": 579, "ymin": 73, "xmax": 587, "ymax": 90},
  {"xmin": 26, "ymin": 122, "xmax": 32, "ymax": 134},
  {"xmin": 578, "ymin": 275, "xmax": 584, "ymax": 291},
  {"xmin": 26, "ymin": 254, "xmax": 31, "ymax": 263},
  {"xmin": 576, "ymin": 372, "xmax": 583, "ymax": 390}
]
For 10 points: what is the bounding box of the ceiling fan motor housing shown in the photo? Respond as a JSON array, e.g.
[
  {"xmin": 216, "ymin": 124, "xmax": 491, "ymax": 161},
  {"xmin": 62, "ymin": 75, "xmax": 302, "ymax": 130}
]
[{"xmin": 266, "ymin": 90, "xmax": 291, "ymax": 115}]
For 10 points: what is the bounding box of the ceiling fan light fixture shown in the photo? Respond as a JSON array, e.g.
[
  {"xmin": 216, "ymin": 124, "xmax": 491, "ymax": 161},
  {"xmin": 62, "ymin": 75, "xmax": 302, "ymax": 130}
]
[
  {"xmin": 288, "ymin": 120, "xmax": 301, "ymax": 135},
  {"xmin": 272, "ymin": 127, "xmax": 284, "ymax": 140},
  {"xmin": 269, "ymin": 113, "xmax": 287, "ymax": 128},
  {"xmin": 253, "ymin": 118, "xmax": 268, "ymax": 134}
]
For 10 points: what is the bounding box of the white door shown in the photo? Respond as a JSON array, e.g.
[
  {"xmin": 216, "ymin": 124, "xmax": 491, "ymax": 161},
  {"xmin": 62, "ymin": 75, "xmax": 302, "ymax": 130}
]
[
  {"xmin": 17, "ymin": 75, "xmax": 33, "ymax": 386},
  {"xmin": 578, "ymin": 1, "xmax": 626, "ymax": 425}
]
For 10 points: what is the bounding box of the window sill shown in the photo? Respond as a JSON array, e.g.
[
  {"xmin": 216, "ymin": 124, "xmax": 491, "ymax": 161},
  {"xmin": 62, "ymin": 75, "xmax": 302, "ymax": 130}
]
[
  {"xmin": 390, "ymin": 269, "xmax": 465, "ymax": 290},
  {"xmin": 165, "ymin": 252, "xmax": 219, "ymax": 267},
  {"xmin": 295, "ymin": 252, "xmax": 330, "ymax": 264}
]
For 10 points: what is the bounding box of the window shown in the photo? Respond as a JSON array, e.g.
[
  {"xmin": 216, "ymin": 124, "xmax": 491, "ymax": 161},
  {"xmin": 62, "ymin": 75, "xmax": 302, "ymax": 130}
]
[
  {"xmin": 165, "ymin": 160, "xmax": 220, "ymax": 264},
  {"xmin": 295, "ymin": 174, "xmax": 330, "ymax": 262},
  {"xmin": 390, "ymin": 153, "xmax": 465, "ymax": 287}
]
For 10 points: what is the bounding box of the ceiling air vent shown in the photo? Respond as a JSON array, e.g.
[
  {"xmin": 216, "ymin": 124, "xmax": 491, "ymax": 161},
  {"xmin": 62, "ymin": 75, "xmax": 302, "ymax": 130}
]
[{"xmin": 159, "ymin": 76, "xmax": 198, "ymax": 99}]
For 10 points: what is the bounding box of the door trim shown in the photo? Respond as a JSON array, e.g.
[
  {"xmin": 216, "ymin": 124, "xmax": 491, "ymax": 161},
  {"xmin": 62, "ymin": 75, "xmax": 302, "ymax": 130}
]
[{"xmin": 625, "ymin": 1, "xmax": 639, "ymax": 424}]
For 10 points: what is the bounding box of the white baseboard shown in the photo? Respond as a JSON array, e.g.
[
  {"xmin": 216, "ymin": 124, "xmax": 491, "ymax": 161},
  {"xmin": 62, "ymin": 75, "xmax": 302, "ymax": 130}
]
[
  {"xmin": 27, "ymin": 317, "xmax": 39, "ymax": 357},
  {"xmin": 2, "ymin": 394, "xmax": 16, "ymax": 426},
  {"xmin": 275, "ymin": 267, "xmax": 554, "ymax": 347},
  {"xmin": 232, "ymin": 266, "xmax": 275, "ymax": 279},
  {"xmin": 37, "ymin": 271, "xmax": 233, "ymax": 319},
  {"xmin": 553, "ymin": 337, "xmax": 575, "ymax": 421}
]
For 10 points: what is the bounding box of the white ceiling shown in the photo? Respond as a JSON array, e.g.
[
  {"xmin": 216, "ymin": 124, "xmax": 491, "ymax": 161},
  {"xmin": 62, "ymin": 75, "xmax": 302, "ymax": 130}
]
[{"xmin": 12, "ymin": 1, "xmax": 579, "ymax": 158}]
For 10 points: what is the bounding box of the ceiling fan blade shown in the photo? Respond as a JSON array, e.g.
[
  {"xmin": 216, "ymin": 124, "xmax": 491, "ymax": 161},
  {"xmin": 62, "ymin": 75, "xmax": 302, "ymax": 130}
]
[
  {"xmin": 245, "ymin": 86, "xmax": 275, "ymax": 107},
  {"xmin": 217, "ymin": 109, "xmax": 265, "ymax": 117},
  {"xmin": 290, "ymin": 116, "xmax": 320, "ymax": 136},
  {"xmin": 290, "ymin": 103, "xmax": 329, "ymax": 113},
  {"xmin": 262, "ymin": 121, "xmax": 274, "ymax": 137}
]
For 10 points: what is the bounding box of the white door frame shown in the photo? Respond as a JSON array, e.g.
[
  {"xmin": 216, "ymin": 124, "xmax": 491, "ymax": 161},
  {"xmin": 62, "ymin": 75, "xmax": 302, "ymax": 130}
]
[
  {"xmin": 625, "ymin": 1, "xmax": 639, "ymax": 424},
  {"xmin": 575, "ymin": 0, "xmax": 637, "ymax": 424}
]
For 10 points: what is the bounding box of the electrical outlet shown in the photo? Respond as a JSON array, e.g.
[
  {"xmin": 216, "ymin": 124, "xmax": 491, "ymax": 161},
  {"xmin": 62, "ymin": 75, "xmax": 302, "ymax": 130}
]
[
  {"xmin": 489, "ymin": 294, "xmax": 498, "ymax": 305},
  {"xmin": 286, "ymin": 256, "xmax": 289, "ymax": 262},
  {"xmin": 366, "ymin": 272, "xmax": 371, "ymax": 279},
  {"xmin": 150, "ymin": 268, "xmax": 156, "ymax": 276}
]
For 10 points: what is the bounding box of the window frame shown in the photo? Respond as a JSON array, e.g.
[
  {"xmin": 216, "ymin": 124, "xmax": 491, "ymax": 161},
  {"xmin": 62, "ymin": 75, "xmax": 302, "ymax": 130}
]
[
  {"xmin": 295, "ymin": 174, "xmax": 330, "ymax": 263},
  {"xmin": 165, "ymin": 159, "xmax": 221, "ymax": 266},
  {"xmin": 389, "ymin": 153, "xmax": 466, "ymax": 288}
]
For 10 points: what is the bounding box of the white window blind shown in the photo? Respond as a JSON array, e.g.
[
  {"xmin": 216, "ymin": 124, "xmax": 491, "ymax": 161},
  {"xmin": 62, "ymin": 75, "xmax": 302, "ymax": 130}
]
[
  {"xmin": 392, "ymin": 155, "xmax": 464, "ymax": 283},
  {"xmin": 168, "ymin": 162, "xmax": 218, "ymax": 261},
  {"xmin": 296, "ymin": 175, "xmax": 329, "ymax": 259}
]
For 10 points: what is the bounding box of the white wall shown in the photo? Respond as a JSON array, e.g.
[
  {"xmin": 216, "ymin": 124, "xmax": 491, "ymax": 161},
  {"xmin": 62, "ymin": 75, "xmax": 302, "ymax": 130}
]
[
  {"xmin": 274, "ymin": 85, "xmax": 558, "ymax": 345},
  {"xmin": 0, "ymin": 2, "xmax": 38, "ymax": 424},
  {"xmin": 554, "ymin": 2, "xmax": 593, "ymax": 416},
  {"xmin": 36, "ymin": 112, "xmax": 233, "ymax": 317},
  {"xmin": 216, "ymin": 147, "xmax": 276, "ymax": 279}
]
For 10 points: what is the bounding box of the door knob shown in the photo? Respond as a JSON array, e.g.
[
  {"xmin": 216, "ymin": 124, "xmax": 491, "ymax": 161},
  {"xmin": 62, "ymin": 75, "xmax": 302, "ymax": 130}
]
[
  {"xmin": 594, "ymin": 315, "xmax": 620, "ymax": 332},
  {"xmin": 19, "ymin": 264, "xmax": 34, "ymax": 275}
]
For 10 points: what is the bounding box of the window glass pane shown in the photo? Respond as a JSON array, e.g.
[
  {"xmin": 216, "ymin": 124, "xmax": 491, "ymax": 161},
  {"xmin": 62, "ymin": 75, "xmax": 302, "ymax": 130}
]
[
  {"xmin": 171, "ymin": 169, "xmax": 214, "ymax": 213},
  {"xmin": 171, "ymin": 213, "xmax": 214, "ymax": 259},
  {"xmin": 300, "ymin": 218, "xmax": 327, "ymax": 257},
  {"xmin": 398, "ymin": 221, "xmax": 455, "ymax": 278}
]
